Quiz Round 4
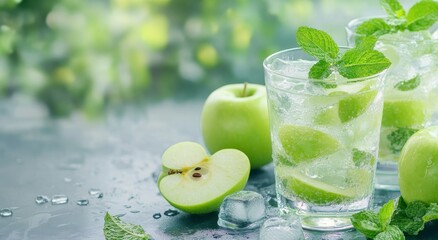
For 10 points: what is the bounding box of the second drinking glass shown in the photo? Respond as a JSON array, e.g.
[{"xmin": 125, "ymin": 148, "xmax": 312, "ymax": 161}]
[{"xmin": 263, "ymin": 47, "xmax": 386, "ymax": 231}]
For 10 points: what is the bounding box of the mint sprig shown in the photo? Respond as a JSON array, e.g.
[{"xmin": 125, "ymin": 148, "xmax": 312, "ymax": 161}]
[
  {"xmin": 391, "ymin": 198, "xmax": 438, "ymax": 235},
  {"xmin": 380, "ymin": 0, "xmax": 405, "ymax": 18},
  {"xmin": 351, "ymin": 199, "xmax": 401, "ymax": 239},
  {"xmin": 296, "ymin": 27, "xmax": 339, "ymax": 63},
  {"xmin": 394, "ymin": 75, "xmax": 420, "ymax": 91},
  {"xmin": 356, "ymin": 0, "xmax": 438, "ymax": 39},
  {"xmin": 352, "ymin": 148, "xmax": 375, "ymax": 168},
  {"xmin": 104, "ymin": 212, "xmax": 152, "ymax": 240},
  {"xmin": 387, "ymin": 128, "xmax": 418, "ymax": 154},
  {"xmin": 296, "ymin": 26, "xmax": 391, "ymax": 82},
  {"xmin": 337, "ymin": 48, "xmax": 390, "ymax": 79},
  {"xmin": 352, "ymin": 197, "xmax": 438, "ymax": 239},
  {"xmin": 406, "ymin": 1, "xmax": 438, "ymax": 31}
]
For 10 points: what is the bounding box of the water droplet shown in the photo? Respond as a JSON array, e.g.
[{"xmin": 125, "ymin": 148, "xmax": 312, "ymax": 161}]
[
  {"xmin": 124, "ymin": 205, "xmax": 131, "ymax": 209},
  {"xmin": 0, "ymin": 208, "xmax": 13, "ymax": 217},
  {"xmin": 35, "ymin": 195, "xmax": 50, "ymax": 205},
  {"xmin": 164, "ymin": 209, "xmax": 179, "ymax": 217},
  {"xmin": 213, "ymin": 233, "xmax": 222, "ymax": 239},
  {"xmin": 128, "ymin": 196, "xmax": 134, "ymax": 201},
  {"xmin": 51, "ymin": 195, "xmax": 69, "ymax": 205},
  {"xmin": 153, "ymin": 213, "xmax": 161, "ymax": 219},
  {"xmin": 130, "ymin": 210, "xmax": 140, "ymax": 213},
  {"xmin": 115, "ymin": 213, "xmax": 126, "ymax": 217},
  {"xmin": 64, "ymin": 178, "xmax": 72, "ymax": 183},
  {"xmin": 76, "ymin": 200, "xmax": 89, "ymax": 206},
  {"xmin": 88, "ymin": 189, "xmax": 103, "ymax": 198}
]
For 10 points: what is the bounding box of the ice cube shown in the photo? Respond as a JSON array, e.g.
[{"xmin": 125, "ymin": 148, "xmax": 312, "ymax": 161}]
[
  {"xmin": 259, "ymin": 214, "xmax": 305, "ymax": 240},
  {"xmin": 217, "ymin": 191, "xmax": 266, "ymax": 230}
]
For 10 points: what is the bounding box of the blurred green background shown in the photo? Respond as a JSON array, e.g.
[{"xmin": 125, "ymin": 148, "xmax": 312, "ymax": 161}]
[{"xmin": 0, "ymin": 0, "xmax": 415, "ymax": 117}]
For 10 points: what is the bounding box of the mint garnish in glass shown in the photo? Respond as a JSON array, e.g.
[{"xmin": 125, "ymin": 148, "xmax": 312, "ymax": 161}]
[
  {"xmin": 296, "ymin": 26, "xmax": 391, "ymax": 84},
  {"xmin": 355, "ymin": 0, "xmax": 438, "ymax": 40}
]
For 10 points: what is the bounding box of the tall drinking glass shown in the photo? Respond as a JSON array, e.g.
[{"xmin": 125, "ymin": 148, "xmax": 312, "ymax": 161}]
[
  {"xmin": 346, "ymin": 17, "xmax": 438, "ymax": 190},
  {"xmin": 263, "ymin": 47, "xmax": 386, "ymax": 231}
]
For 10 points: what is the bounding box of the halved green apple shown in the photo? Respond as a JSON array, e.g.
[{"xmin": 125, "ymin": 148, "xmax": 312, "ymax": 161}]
[
  {"xmin": 382, "ymin": 100, "xmax": 427, "ymax": 127},
  {"xmin": 158, "ymin": 142, "xmax": 250, "ymax": 214},
  {"xmin": 278, "ymin": 125, "xmax": 341, "ymax": 164}
]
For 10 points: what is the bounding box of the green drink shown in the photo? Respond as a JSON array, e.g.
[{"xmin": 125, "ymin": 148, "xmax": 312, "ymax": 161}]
[
  {"xmin": 263, "ymin": 46, "xmax": 386, "ymax": 231},
  {"xmin": 346, "ymin": 16, "xmax": 438, "ymax": 190}
]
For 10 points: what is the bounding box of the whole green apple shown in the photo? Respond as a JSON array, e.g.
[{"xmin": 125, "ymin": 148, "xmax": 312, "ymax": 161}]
[
  {"xmin": 399, "ymin": 126, "xmax": 438, "ymax": 204},
  {"xmin": 201, "ymin": 83, "xmax": 272, "ymax": 169}
]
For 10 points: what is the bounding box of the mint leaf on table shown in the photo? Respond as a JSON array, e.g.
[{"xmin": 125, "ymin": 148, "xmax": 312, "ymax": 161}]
[
  {"xmin": 296, "ymin": 26, "xmax": 339, "ymax": 63},
  {"xmin": 353, "ymin": 196, "xmax": 438, "ymax": 238},
  {"xmin": 387, "ymin": 128, "xmax": 418, "ymax": 154},
  {"xmin": 375, "ymin": 225, "xmax": 405, "ymax": 240},
  {"xmin": 336, "ymin": 48, "xmax": 391, "ymax": 79},
  {"xmin": 104, "ymin": 212, "xmax": 152, "ymax": 240},
  {"xmin": 406, "ymin": 1, "xmax": 438, "ymax": 31},
  {"xmin": 423, "ymin": 203, "xmax": 438, "ymax": 222},
  {"xmin": 351, "ymin": 210, "xmax": 383, "ymax": 239},
  {"xmin": 380, "ymin": 0, "xmax": 405, "ymax": 18},
  {"xmin": 394, "ymin": 75, "xmax": 420, "ymax": 91},
  {"xmin": 391, "ymin": 198, "xmax": 430, "ymax": 235},
  {"xmin": 379, "ymin": 199, "xmax": 396, "ymax": 229}
]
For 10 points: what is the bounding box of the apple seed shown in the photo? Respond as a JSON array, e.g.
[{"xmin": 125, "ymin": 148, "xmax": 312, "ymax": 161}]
[
  {"xmin": 168, "ymin": 170, "xmax": 183, "ymax": 175},
  {"xmin": 192, "ymin": 173, "xmax": 202, "ymax": 178}
]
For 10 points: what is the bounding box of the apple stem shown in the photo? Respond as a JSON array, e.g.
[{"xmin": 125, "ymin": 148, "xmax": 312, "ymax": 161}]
[{"xmin": 242, "ymin": 82, "xmax": 248, "ymax": 97}]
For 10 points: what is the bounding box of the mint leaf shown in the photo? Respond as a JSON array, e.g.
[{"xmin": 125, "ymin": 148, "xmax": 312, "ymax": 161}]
[
  {"xmin": 356, "ymin": 18, "xmax": 392, "ymax": 37},
  {"xmin": 380, "ymin": 0, "xmax": 405, "ymax": 18},
  {"xmin": 352, "ymin": 148, "xmax": 375, "ymax": 167},
  {"xmin": 390, "ymin": 198, "xmax": 433, "ymax": 235},
  {"xmin": 351, "ymin": 210, "xmax": 383, "ymax": 239},
  {"xmin": 394, "ymin": 75, "xmax": 420, "ymax": 91},
  {"xmin": 392, "ymin": 207, "xmax": 425, "ymax": 235},
  {"xmin": 423, "ymin": 203, "xmax": 438, "ymax": 222},
  {"xmin": 336, "ymin": 48, "xmax": 391, "ymax": 79},
  {"xmin": 379, "ymin": 199, "xmax": 396, "ymax": 229},
  {"xmin": 296, "ymin": 26, "xmax": 339, "ymax": 63},
  {"xmin": 104, "ymin": 212, "xmax": 151, "ymax": 240},
  {"xmin": 375, "ymin": 225, "xmax": 405, "ymax": 240},
  {"xmin": 356, "ymin": 36, "xmax": 378, "ymax": 50},
  {"xmin": 387, "ymin": 128, "xmax": 418, "ymax": 154},
  {"xmin": 406, "ymin": 1, "xmax": 438, "ymax": 31},
  {"xmin": 405, "ymin": 201, "xmax": 428, "ymax": 219},
  {"xmin": 309, "ymin": 60, "xmax": 331, "ymax": 79}
]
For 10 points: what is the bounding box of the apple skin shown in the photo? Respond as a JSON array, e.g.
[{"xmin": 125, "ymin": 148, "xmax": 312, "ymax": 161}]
[
  {"xmin": 399, "ymin": 126, "xmax": 438, "ymax": 204},
  {"xmin": 201, "ymin": 83, "xmax": 272, "ymax": 169}
]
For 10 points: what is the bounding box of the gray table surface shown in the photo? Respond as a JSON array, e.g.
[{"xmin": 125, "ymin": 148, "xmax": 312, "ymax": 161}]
[{"xmin": 0, "ymin": 95, "xmax": 437, "ymax": 239}]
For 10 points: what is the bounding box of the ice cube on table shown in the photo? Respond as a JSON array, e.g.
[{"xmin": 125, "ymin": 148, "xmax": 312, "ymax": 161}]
[
  {"xmin": 217, "ymin": 191, "xmax": 266, "ymax": 230},
  {"xmin": 259, "ymin": 214, "xmax": 305, "ymax": 240}
]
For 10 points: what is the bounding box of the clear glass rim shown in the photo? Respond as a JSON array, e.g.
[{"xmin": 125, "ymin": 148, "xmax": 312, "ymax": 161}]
[
  {"xmin": 345, "ymin": 15, "xmax": 438, "ymax": 43},
  {"xmin": 263, "ymin": 47, "xmax": 386, "ymax": 84}
]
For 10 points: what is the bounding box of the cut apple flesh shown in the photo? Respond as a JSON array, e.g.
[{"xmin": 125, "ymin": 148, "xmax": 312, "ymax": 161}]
[
  {"xmin": 159, "ymin": 145, "xmax": 250, "ymax": 214},
  {"xmin": 382, "ymin": 100, "xmax": 427, "ymax": 127},
  {"xmin": 338, "ymin": 88, "xmax": 377, "ymax": 123},
  {"xmin": 278, "ymin": 166, "xmax": 371, "ymax": 205},
  {"xmin": 161, "ymin": 142, "xmax": 207, "ymax": 170},
  {"xmin": 279, "ymin": 125, "xmax": 341, "ymax": 164}
]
